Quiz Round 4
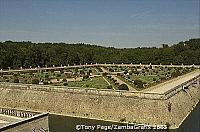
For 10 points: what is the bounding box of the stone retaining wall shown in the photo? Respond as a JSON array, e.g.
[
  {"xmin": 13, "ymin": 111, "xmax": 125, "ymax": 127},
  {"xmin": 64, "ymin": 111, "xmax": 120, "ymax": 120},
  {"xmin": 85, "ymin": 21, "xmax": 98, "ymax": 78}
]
[{"xmin": 0, "ymin": 75, "xmax": 199, "ymax": 129}]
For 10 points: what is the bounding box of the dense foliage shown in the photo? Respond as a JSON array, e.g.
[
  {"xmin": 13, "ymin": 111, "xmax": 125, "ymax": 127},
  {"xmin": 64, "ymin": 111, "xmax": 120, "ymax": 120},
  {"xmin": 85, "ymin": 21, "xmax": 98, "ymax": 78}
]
[{"xmin": 0, "ymin": 38, "xmax": 199, "ymax": 69}]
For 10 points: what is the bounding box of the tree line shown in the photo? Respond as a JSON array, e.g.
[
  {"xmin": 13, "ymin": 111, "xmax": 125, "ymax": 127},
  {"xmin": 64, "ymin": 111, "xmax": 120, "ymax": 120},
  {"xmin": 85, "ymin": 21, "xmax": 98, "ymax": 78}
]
[{"xmin": 0, "ymin": 38, "xmax": 199, "ymax": 69}]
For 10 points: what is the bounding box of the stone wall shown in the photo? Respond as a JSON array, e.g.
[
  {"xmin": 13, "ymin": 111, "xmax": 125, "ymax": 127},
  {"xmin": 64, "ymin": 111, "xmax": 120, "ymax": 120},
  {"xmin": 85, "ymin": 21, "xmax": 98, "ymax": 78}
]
[{"xmin": 0, "ymin": 75, "xmax": 199, "ymax": 129}]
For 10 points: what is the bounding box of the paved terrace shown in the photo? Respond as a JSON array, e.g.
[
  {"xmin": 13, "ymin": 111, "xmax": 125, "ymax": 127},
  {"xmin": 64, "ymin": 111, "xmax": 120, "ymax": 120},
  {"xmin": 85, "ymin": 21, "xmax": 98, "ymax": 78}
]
[
  {"xmin": 144, "ymin": 69, "xmax": 200, "ymax": 94},
  {"xmin": 0, "ymin": 114, "xmax": 23, "ymax": 128}
]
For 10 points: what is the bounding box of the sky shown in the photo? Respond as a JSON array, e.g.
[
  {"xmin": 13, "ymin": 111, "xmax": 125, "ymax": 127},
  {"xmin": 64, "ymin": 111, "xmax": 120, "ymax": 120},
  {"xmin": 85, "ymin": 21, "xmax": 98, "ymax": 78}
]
[{"xmin": 0, "ymin": 0, "xmax": 199, "ymax": 48}]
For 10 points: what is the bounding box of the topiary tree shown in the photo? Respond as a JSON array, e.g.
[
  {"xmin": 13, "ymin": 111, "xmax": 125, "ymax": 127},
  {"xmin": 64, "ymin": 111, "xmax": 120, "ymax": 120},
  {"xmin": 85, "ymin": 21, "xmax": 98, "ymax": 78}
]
[
  {"xmin": 118, "ymin": 84, "xmax": 129, "ymax": 90},
  {"xmin": 32, "ymin": 78, "xmax": 39, "ymax": 84}
]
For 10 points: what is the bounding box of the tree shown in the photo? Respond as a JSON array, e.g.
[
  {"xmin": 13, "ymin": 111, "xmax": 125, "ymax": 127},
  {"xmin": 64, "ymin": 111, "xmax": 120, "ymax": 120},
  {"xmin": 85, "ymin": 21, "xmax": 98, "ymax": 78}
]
[{"xmin": 118, "ymin": 84, "xmax": 129, "ymax": 90}]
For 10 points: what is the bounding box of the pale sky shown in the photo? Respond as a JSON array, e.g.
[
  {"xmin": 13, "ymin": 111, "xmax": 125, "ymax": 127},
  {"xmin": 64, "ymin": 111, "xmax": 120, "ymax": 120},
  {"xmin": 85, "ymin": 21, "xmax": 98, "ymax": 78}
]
[{"xmin": 0, "ymin": 0, "xmax": 199, "ymax": 48}]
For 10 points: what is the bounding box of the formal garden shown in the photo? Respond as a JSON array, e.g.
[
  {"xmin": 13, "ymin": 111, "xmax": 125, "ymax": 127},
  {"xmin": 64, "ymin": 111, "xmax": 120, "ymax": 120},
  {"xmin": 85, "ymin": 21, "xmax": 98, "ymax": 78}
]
[{"xmin": 0, "ymin": 65, "xmax": 197, "ymax": 91}]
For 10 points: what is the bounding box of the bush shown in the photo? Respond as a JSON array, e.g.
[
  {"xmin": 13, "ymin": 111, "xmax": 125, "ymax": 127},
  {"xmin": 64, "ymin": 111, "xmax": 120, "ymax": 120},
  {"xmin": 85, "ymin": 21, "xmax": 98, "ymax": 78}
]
[
  {"xmin": 56, "ymin": 73, "xmax": 61, "ymax": 77},
  {"xmin": 13, "ymin": 78, "xmax": 19, "ymax": 83},
  {"xmin": 80, "ymin": 70, "xmax": 85, "ymax": 74},
  {"xmin": 124, "ymin": 70, "xmax": 128, "ymax": 75},
  {"xmin": 63, "ymin": 82, "xmax": 68, "ymax": 86},
  {"xmin": 32, "ymin": 78, "xmax": 39, "ymax": 84},
  {"xmin": 43, "ymin": 81, "xmax": 48, "ymax": 85},
  {"xmin": 118, "ymin": 84, "xmax": 129, "ymax": 90},
  {"xmin": 113, "ymin": 79, "xmax": 117, "ymax": 83},
  {"xmin": 115, "ymin": 82, "xmax": 119, "ymax": 85},
  {"xmin": 107, "ymin": 76, "xmax": 111, "ymax": 79},
  {"xmin": 117, "ymin": 73, "xmax": 121, "ymax": 76},
  {"xmin": 62, "ymin": 78, "xmax": 67, "ymax": 82},
  {"xmin": 107, "ymin": 85, "xmax": 112, "ymax": 89},
  {"xmin": 83, "ymin": 75, "xmax": 89, "ymax": 80},
  {"xmin": 134, "ymin": 80, "xmax": 144, "ymax": 88},
  {"xmin": 45, "ymin": 74, "xmax": 49, "ymax": 79},
  {"xmin": 102, "ymin": 72, "xmax": 108, "ymax": 76},
  {"xmin": 89, "ymin": 69, "xmax": 92, "ymax": 73}
]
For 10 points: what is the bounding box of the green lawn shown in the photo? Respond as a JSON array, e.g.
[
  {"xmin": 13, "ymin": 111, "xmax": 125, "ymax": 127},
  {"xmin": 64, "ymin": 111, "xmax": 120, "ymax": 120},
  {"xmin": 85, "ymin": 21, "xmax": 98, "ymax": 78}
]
[{"xmin": 68, "ymin": 76, "xmax": 109, "ymax": 89}]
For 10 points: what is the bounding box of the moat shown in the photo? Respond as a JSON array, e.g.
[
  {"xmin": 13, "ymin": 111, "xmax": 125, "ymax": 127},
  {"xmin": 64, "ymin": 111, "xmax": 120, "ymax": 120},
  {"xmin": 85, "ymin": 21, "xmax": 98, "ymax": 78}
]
[{"xmin": 49, "ymin": 102, "xmax": 199, "ymax": 132}]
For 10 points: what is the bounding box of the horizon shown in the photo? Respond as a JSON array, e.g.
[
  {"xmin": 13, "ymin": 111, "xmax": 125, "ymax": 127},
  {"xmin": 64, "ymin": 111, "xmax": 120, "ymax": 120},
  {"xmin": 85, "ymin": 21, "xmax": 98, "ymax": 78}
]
[
  {"xmin": 1, "ymin": 37, "xmax": 199, "ymax": 49},
  {"xmin": 0, "ymin": 0, "xmax": 199, "ymax": 48}
]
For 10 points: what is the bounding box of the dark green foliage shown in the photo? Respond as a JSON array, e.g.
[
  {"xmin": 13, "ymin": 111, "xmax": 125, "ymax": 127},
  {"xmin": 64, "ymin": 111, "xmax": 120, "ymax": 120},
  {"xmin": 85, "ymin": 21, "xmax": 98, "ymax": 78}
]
[
  {"xmin": 13, "ymin": 78, "xmax": 19, "ymax": 83},
  {"xmin": 62, "ymin": 78, "xmax": 67, "ymax": 82},
  {"xmin": 63, "ymin": 82, "xmax": 68, "ymax": 86},
  {"xmin": 32, "ymin": 78, "xmax": 39, "ymax": 84},
  {"xmin": 102, "ymin": 72, "xmax": 108, "ymax": 76},
  {"xmin": 107, "ymin": 85, "xmax": 112, "ymax": 89},
  {"xmin": 83, "ymin": 75, "xmax": 89, "ymax": 80},
  {"xmin": 43, "ymin": 81, "xmax": 48, "ymax": 85},
  {"xmin": 118, "ymin": 84, "xmax": 129, "ymax": 90},
  {"xmin": 134, "ymin": 79, "xmax": 144, "ymax": 88},
  {"xmin": 124, "ymin": 70, "xmax": 128, "ymax": 74},
  {"xmin": 0, "ymin": 39, "xmax": 199, "ymax": 69},
  {"xmin": 80, "ymin": 70, "xmax": 85, "ymax": 74},
  {"xmin": 171, "ymin": 70, "xmax": 181, "ymax": 78},
  {"xmin": 117, "ymin": 73, "xmax": 121, "ymax": 76}
]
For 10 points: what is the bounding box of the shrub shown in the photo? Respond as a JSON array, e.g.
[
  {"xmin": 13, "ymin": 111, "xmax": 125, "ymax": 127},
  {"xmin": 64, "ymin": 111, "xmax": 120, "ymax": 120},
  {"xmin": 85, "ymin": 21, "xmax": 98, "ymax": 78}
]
[
  {"xmin": 118, "ymin": 84, "xmax": 129, "ymax": 90},
  {"xmin": 13, "ymin": 73, "xmax": 19, "ymax": 77},
  {"xmin": 56, "ymin": 73, "xmax": 61, "ymax": 77},
  {"xmin": 62, "ymin": 78, "xmax": 67, "ymax": 82},
  {"xmin": 107, "ymin": 85, "xmax": 112, "ymax": 89},
  {"xmin": 83, "ymin": 75, "xmax": 89, "ymax": 80},
  {"xmin": 113, "ymin": 79, "xmax": 117, "ymax": 83},
  {"xmin": 89, "ymin": 69, "xmax": 92, "ymax": 73},
  {"xmin": 134, "ymin": 80, "xmax": 144, "ymax": 88},
  {"xmin": 86, "ymin": 84, "xmax": 89, "ymax": 87},
  {"xmin": 160, "ymin": 76, "xmax": 166, "ymax": 81},
  {"xmin": 43, "ymin": 81, "xmax": 48, "ymax": 85},
  {"xmin": 80, "ymin": 70, "xmax": 85, "ymax": 74},
  {"xmin": 117, "ymin": 73, "xmax": 121, "ymax": 76},
  {"xmin": 124, "ymin": 70, "xmax": 128, "ymax": 75},
  {"xmin": 115, "ymin": 82, "xmax": 119, "ymax": 85},
  {"xmin": 107, "ymin": 76, "xmax": 111, "ymax": 79},
  {"xmin": 45, "ymin": 74, "xmax": 49, "ymax": 79},
  {"xmin": 32, "ymin": 78, "xmax": 39, "ymax": 84},
  {"xmin": 102, "ymin": 72, "xmax": 108, "ymax": 76},
  {"xmin": 13, "ymin": 78, "xmax": 19, "ymax": 83},
  {"xmin": 63, "ymin": 82, "xmax": 68, "ymax": 86}
]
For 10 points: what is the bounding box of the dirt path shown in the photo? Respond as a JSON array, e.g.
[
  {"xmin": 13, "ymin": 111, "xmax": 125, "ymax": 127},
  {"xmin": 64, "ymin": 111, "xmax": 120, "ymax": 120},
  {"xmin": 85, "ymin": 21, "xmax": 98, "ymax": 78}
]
[
  {"xmin": 144, "ymin": 69, "xmax": 200, "ymax": 93},
  {"xmin": 101, "ymin": 67, "xmax": 136, "ymax": 91}
]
